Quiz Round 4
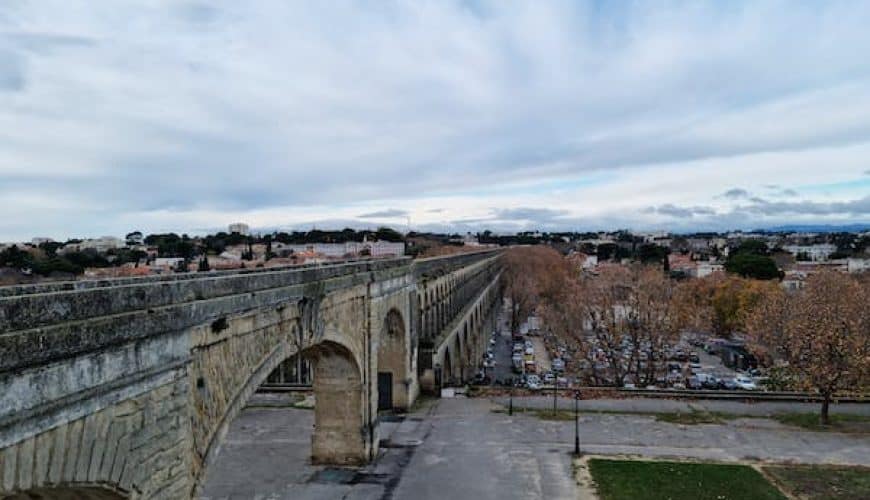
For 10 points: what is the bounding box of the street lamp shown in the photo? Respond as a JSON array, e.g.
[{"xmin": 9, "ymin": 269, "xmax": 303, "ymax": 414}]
[
  {"xmin": 573, "ymin": 389, "xmax": 582, "ymax": 456},
  {"xmin": 509, "ymin": 383, "xmax": 514, "ymax": 416}
]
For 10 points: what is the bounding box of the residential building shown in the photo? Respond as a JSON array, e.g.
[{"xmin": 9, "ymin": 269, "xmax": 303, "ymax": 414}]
[
  {"xmin": 847, "ymin": 258, "xmax": 870, "ymax": 273},
  {"xmin": 783, "ymin": 244, "xmax": 837, "ymax": 262},
  {"xmin": 228, "ymin": 222, "xmax": 250, "ymax": 236}
]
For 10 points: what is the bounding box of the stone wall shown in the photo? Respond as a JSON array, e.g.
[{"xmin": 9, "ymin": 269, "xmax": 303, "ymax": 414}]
[
  {"xmin": 0, "ymin": 250, "xmax": 499, "ymax": 499},
  {"xmin": 0, "ymin": 375, "xmax": 190, "ymax": 499}
]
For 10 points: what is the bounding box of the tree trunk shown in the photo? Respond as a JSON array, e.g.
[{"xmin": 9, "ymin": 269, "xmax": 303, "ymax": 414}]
[{"xmin": 820, "ymin": 394, "xmax": 831, "ymax": 425}]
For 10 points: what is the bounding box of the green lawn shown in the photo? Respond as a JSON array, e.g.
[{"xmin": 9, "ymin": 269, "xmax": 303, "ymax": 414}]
[
  {"xmin": 773, "ymin": 412, "xmax": 870, "ymax": 433},
  {"xmin": 765, "ymin": 465, "xmax": 870, "ymax": 500},
  {"xmin": 587, "ymin": 459, "xmax": 786, "ymax": 500}
]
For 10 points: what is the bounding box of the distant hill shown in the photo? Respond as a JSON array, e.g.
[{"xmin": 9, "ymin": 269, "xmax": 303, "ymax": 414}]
[{"xmin": 755, "ymin": 223, "xmax": 870, "ymax": 233}]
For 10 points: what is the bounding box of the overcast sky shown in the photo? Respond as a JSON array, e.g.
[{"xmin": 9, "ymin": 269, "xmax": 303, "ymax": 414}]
[{"xmin": 2, "ymin": 1, "xmax": 869, "ymax": 240}]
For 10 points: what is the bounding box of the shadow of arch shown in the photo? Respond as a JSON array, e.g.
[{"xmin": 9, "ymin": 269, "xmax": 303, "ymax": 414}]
[
  {"xmin": 2, "ymin": 486, "xmax": 126, "ymax": 500},
  {"xmin": 302, "ymin": 340, "xmax": 368, "ymax": 465},
  {"xmin": 377, "ymin": 309, "xmax": 408, "ymax": 411}
]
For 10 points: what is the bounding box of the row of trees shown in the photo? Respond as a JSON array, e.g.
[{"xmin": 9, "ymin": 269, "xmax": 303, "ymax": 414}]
[
  {"xmin": 502, "ymin": 246, "xmax": 869, "ymax": 423},
  {"xmin": 0, "ymin": 244, "xmax": 147, "ymax": 277}
]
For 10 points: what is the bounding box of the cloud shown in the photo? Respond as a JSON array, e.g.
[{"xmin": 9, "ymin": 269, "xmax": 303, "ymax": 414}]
[
  {"xmin": 2, "ymin": 2, "xmax": 870, "ymax": 239},
  {"xmin": 0, "ymin": 50, "xmax": 25, "ymax": 91},
  {"xmin": 720, "ymin": 188, "xmax": 750, "ymax": 199},
  {"xmin": 738, "ymin": 195, "xmax": 870, "ymax": 216},
  {"xmin": 491, "ymin": 207, "xmax": 569, "ymax": 221},
  {"xmin": 357, "ymin": 208, "xmax": 409, "ymax": 219},
  {"xmin": 645, "ymin": 204, "xmax": 716, "ymax": 218}
]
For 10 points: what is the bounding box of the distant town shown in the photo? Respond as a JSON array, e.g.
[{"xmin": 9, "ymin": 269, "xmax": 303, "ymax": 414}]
[{"xmin": 1, "ymin": 223, "xmax": 868, "ymax": 286}]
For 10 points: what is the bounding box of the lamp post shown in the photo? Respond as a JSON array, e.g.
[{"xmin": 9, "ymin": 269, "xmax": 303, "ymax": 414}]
[
  {"xmin": 434, "ymin": 363, "xmax": 442, "ymax": 396},
  {"xmin": 573, "ymin": 390, "xmax": 582, "ymax": 456},
  {"xmin": 509, "ymin": 384, "xmax": 514, "ymax": 416}
]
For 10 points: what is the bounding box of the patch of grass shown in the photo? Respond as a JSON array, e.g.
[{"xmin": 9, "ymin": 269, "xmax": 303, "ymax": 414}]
[
  {"xmin": 531, "ymin": 409, "xmax": 576, "ymax": 421},
  {"xmin": 764, "ymin": 464, "xmax": 870, "ymax": 500},
  {"xmin": 773, "ymin": 412, "xmax": 870, "ymax": 432},
  {"xmin": 588, "ymin": 459, "xmax": 787, "ymax": 500},
  {"xmin": 655, "ymin": 409, "xmax": 732, "ymax": 425}
]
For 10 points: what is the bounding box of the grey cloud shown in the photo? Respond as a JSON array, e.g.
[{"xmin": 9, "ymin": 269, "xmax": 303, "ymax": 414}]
[
  {"xmin": 778, "ymin": 189, "xmax": 798, "ymax": 197},
  {"xmin": 0, "ymin": 50, "xmax": 25, "ymax": 91},
  {"xmin": 491, "ymin": 207, "xmax": 569, "ymax": 221},
  {"xmin": 739, "ymin": 195, "xmax": 870, "ymax": 216},
  {"xmin": 720, "ymin": 188, "xmax": 750, "ymax": 199},
  {"xmin": 648, "ymin": 204, "xmax": 717, "ymax": 218},
  {"xmin": 358, "ymin": 209, "xmax": 409, "ymax": 219},
  {"xmin": 865, "ymin": 169, "xmax": 870, "ymax": 175}
]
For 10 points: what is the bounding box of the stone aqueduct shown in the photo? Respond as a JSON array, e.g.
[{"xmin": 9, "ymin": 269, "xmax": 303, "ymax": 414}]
[{"xmin": 0, "ymin": 250, "xmax": 502, "ymax": 499}]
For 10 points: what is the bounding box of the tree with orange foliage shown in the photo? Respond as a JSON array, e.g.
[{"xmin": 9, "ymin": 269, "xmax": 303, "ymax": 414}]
[
  {"xmin": 501, "ymin": 246, "xmax": 569, "ymax": 335},
  {"xmin": 543, "ymin": 264, "xmax": 683, "ymax": 387},
  {"xmin": 745, "ymin": 270, "xmax": 870, "ymax": 424},
  {"xmin": 677, "ymin": 273, "xmax": 778, "ymax": 338}
]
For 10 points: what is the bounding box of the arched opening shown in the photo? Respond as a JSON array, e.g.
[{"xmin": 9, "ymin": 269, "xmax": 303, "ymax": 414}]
[
  {"xmin": 2, "ymin": 486, "xmax": 126, "ymax": 500},
  {"xmin": 264, "ymin": 352, "xmax": 312, "ymax": 385},
  {"xmin": 377, "ymin": 309, "xmax": 408, "ymax": 411},
  {"xmin": 304, "ymin": 341, "xmax": 367, "ymax": 465},
  {"xmin": 452, "ymin": 336, "xmax": 462, "ymax": 384},
  {"xmin": 442, "ymin": 346, "xmax": 452, "ymax": 387}
]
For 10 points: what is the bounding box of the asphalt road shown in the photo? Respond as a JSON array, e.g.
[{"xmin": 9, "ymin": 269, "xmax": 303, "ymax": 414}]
[{"xmin": 488, "ymin": 308, "xmax": 516, "ymax": 384}]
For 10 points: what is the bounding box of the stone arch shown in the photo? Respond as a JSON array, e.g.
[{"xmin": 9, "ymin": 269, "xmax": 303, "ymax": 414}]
[
  {"xmin": 2, "ymin": 486, "xmax": 127, "ymax": 500},
  {"xmin": 377, "ymin": 309, "xmax": 409, "ymax": 410},
  {"xmin": 303, "ymin": 340, "xmax": 368, "ymax": 465}
]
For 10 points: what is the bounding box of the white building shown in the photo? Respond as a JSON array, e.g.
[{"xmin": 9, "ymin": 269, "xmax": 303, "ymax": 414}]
[
  {"xmin": 694, "ymin": 262, "xmax": 724, "ymax": 278},
  {"xmin": 228, "ymin": 223, "xmax": 250, "ymax": 236},
  {"xmin": 847, "ymin": 258, "xmax": 870, "ymax": 273},
  {"xmin": 284, "ymin": 239, "xmax": 404, "ymax": 258},
  {"xmin": 62, "ymin": 236, "xmax": 123, "ymax": 254},
  {"xmin": 783, "ymin": 244, "xmax": 837, "ymax": 262},
  {"xmin": 152, "ymin": 257, "xmax": 186, "ymax": 268}
]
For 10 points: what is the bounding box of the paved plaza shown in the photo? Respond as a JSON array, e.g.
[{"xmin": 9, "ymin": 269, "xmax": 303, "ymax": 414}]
[{"xmin": 200, "ymin": 395, "xmax": 869, "ymax": 499}]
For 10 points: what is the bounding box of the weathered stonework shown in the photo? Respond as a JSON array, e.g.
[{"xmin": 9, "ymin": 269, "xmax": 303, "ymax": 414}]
[{"xmin": 0, "ymin": 251, "xmax": 502, "ymax": 499}]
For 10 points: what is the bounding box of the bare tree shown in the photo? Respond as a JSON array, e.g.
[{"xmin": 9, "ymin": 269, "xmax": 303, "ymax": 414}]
[
  {"xmin": 548, "ymin": 265, "xmax": 683, "ymax": 387},
  {"xmin": 501, "ymin": 246, "xmax": 568, "ymax": 335},
  {"xmin": 746, "ymin": 270, "xmax": 870, "ymax": 424}
]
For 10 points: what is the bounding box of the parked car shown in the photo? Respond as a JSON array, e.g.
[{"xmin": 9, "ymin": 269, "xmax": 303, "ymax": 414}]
[
  {"xmin": 734, "ymin": 376, "xmax": 758, "ymax": 391},
  {"xmin": 718, "ymin": 378, "xmax": 738, "ymax": 390},
  {"xmin": 687, "ymin": 376, "xmax": 702, "ymax": 390},
  {"xmin": 551, "ymin": 358, "xmax": 565, "ymax": 372},
  {"xmin": 698, "ymin": 374, "xmax": 720, "ymax": 390},
  {"xmin": 526, "ymin": 375, "xmax": 542, "ymax": 390}
]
